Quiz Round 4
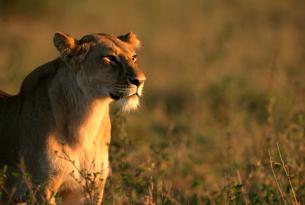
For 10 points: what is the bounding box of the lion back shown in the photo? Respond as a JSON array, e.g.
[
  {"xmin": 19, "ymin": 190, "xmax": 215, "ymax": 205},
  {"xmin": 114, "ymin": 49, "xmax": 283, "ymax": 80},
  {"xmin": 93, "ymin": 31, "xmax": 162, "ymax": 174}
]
[{"xmin": 0, "ymin": 90, "xmax": 10, "ymax": 99}]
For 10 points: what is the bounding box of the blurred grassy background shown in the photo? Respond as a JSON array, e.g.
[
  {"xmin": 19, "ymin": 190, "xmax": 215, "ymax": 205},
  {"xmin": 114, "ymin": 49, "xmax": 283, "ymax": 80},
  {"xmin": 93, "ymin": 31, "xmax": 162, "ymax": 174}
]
[{"xmin": 0, "ymin": 0, "xmax": 305, "ymax": 204}]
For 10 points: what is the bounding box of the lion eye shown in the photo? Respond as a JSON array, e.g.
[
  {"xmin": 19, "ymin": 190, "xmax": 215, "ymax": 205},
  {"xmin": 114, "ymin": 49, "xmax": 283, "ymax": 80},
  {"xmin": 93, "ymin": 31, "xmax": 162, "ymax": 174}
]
[
  {"xmin": 132, "ymin": 54, "xmax": 137, "ymax": 63},
  {"xmin": 102, "ymin": 55, "xmax": 118, "ymax": 64}
]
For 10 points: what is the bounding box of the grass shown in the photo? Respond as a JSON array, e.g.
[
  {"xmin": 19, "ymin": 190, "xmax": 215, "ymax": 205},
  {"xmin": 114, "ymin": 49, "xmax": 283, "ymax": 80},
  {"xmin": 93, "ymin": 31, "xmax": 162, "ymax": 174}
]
[
  {"xmin": 104, "ymin": 97, "xmax": 304, "ymax": 204},
  {"xmin": 0, "ymin": 0, "xmax": 304, "ymax": 204}
]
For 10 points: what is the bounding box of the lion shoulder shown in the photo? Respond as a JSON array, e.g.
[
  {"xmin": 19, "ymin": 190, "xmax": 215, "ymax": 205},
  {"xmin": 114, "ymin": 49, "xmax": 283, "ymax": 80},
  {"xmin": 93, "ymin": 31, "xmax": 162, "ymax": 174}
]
[{"xmin": 20, "ymin": 59, "xmax": 60, "ymax": 96}]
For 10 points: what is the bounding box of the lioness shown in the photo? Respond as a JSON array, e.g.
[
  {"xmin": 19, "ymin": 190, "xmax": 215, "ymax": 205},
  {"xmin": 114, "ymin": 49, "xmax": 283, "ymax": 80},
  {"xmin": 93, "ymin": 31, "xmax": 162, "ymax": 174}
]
[{"xmin": 0, "ymin": 32, "xmax": 145, "ymax": 204}]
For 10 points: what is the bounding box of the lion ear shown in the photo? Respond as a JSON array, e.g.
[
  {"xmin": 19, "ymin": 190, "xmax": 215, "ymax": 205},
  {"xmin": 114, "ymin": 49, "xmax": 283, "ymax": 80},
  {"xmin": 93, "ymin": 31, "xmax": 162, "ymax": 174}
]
[
  {"xmin": 118, "ymin": 32, "xmax": 141, "ymax": 49},
  {"xmin": 53, "ymin": 32, "xmax": 77, "ymax": 53}
]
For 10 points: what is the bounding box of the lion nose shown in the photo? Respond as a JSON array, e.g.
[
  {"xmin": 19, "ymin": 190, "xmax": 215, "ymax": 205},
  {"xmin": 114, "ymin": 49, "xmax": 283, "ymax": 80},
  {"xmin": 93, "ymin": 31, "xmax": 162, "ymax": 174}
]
[{"xmin": 128, "ymin": 76, "xmax": 146, "ymax": 86}]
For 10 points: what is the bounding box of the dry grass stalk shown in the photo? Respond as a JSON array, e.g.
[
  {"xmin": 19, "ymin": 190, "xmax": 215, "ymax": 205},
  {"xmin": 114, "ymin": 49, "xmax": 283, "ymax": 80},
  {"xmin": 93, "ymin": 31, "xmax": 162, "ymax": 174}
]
[
  {"xmin": 276, "ymin": 143, "xmax": 300, "ymax": 205},
  {"xmin": 268, "ymin": 150, "xmax": 287, "ymax": 205}
]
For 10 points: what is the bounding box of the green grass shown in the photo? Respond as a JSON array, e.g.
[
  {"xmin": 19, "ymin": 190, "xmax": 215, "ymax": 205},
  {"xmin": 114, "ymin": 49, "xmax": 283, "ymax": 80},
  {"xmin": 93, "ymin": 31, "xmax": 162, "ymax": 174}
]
[{"xmin": 0, "ymin": 0, "xmax": 305, "ymax": 204}]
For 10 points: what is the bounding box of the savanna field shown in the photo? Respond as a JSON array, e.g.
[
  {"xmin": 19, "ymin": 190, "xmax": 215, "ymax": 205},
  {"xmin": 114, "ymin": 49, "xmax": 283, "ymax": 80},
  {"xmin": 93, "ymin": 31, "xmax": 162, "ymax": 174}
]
[{"xmin": 0, "ymin": 0, "xmax": 305, "ymax": 204}]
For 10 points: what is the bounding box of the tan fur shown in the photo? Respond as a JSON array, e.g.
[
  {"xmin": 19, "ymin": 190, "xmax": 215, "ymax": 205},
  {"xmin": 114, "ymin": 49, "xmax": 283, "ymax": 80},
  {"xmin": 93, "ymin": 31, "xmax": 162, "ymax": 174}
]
[{"xmin": 0, "ymin": 32, "xmax": 145, "ymax": 204}]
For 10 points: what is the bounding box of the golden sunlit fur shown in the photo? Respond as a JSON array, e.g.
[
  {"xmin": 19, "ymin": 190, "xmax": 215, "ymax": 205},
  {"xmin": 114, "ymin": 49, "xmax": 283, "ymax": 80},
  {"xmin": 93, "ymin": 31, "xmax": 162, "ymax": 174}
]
[{"xmin": 0, "ymin": 32, "xmax": 145, "ymax": 204}]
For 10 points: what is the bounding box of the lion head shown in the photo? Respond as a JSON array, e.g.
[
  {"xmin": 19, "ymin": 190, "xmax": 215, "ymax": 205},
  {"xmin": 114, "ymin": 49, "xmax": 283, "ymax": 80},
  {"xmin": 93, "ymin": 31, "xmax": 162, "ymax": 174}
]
[{"xmin": 53, "ymin": 32, "xmax": 146, "ymax": 112}]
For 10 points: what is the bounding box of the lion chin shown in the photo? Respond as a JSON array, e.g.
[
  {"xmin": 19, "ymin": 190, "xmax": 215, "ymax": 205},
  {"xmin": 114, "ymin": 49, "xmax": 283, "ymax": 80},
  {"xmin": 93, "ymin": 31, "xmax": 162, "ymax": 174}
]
[{"xmin": 117, "ymin": 94, "xmax": 140, "ymax": 112}]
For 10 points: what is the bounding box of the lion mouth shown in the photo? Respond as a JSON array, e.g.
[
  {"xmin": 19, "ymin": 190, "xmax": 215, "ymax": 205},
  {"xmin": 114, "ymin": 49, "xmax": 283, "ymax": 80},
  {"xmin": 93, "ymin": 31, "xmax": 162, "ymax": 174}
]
[
  {"xmin": 110, "ymin": 91, "xmax": 139, "ymax": 100},
  {"xmin": 110, "ymin": 85, "xmax": 142, "ymax": 100},
  {"xmin": 109, "ymin": 93, "xmax": 121, "ymax": 100}
]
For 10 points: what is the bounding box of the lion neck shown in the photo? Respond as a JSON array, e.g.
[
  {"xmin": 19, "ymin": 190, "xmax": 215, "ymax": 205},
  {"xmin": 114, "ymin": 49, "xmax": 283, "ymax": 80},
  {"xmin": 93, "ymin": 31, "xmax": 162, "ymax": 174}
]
[{"xmin": 49, "ymin": 59, "xmax": 112, "ymax": 146}]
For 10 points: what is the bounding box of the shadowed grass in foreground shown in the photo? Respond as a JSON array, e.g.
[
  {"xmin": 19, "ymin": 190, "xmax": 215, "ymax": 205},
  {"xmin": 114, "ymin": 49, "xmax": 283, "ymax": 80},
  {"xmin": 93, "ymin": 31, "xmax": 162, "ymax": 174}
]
[{"xmin": 104, "ymin": 100, "xmax": 304, "ymax": 205}]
